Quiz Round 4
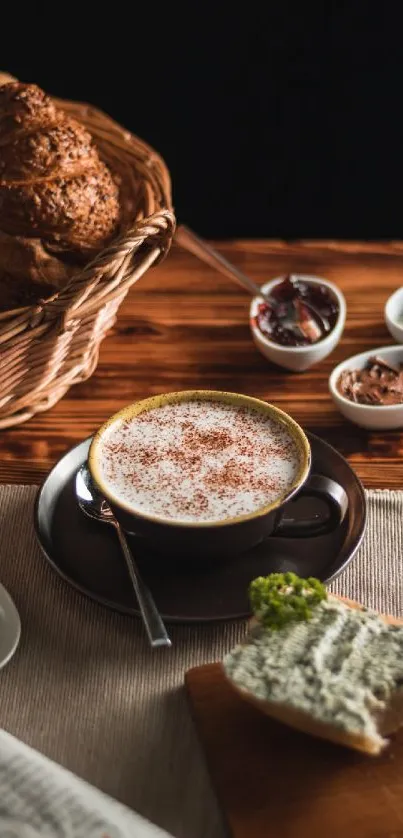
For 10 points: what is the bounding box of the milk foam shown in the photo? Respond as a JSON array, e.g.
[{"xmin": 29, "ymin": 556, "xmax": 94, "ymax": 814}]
[{"xmin": 98, "ymin": 400, "xmax": 301, "ymax": 523}]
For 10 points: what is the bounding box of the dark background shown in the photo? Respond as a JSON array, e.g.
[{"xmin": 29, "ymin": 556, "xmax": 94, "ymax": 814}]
[{"xmin": 4, "ymin": 8, "xmax": 403, "ymax": 239}]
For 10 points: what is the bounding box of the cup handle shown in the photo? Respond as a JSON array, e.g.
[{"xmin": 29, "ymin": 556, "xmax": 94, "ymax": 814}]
[{"xmin": 273, "ymin": 474, "xmax": 348, "ymax": 538}]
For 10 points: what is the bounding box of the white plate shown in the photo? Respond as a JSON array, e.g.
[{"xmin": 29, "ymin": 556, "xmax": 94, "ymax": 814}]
[
  {"xmin": 385, "ymin": 286, "xmax": 403, "ymax": 343},
  {"xmin": 0, "ymin": 583, "xmax": 21, "ymax": 669}
]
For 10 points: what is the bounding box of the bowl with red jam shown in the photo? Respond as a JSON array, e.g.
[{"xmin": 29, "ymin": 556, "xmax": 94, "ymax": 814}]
[{"xmin": 250, "ymin": 275, "xmax": 346, "ymax": 371}]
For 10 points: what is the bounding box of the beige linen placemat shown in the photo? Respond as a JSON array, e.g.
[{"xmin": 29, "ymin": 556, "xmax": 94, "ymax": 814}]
[{"xmin": 0, "ymin": 486, "xmax": 402, "ymax": 838}]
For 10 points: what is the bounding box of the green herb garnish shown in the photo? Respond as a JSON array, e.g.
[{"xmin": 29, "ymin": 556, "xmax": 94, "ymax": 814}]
[{"xmin": 249, "ymin": 572, "xmax": 327, "ymax": 630}]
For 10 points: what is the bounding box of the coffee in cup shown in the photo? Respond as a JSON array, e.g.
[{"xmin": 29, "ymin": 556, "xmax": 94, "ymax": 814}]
[
  {"xmin": 95, "ymin": 396, "xmax": 303, "ymax": 524},
  {"xmin": 89, "ymin": 391, "xmax": 347, "ymax": 558}
]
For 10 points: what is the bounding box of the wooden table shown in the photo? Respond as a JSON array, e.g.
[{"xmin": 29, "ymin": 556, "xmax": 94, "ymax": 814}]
[{"xmin": 1, "ymin": 240, "xmax": 402, "ymax": 488}]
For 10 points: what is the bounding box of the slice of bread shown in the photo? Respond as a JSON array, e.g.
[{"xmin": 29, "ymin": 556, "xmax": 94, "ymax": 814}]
[{"xmin": 224, "ymin": 594, "xmax": 403, "ymax": 756}]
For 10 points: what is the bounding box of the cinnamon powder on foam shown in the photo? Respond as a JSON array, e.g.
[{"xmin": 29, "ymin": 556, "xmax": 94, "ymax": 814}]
[{"xmin": 98, "ymin": 400, "xmax": 301, "ymax": 523}]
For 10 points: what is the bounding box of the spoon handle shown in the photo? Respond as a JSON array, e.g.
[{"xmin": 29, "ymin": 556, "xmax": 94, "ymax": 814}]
[
  {"xmin": 115, "ymin": 524, "xmax": 172, "ymax": 648},
  {"xmin": 176, "ymin": 224, "xmax": 266, "ymax": 300}
]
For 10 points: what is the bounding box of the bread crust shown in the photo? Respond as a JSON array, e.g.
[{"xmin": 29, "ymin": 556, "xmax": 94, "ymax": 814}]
[
  {"xmin": 224, "ymin": 595, "xmax": 403, "ymax": 756},
  {"xmin": 0, "ymin": 83, "xmax": 120, "ymax": 256}
]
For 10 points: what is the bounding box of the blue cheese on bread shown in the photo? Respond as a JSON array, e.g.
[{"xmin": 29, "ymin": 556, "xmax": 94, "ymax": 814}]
[{"xmin": 223, "ymin": 573, "xmax": 403, "ymax": 755}]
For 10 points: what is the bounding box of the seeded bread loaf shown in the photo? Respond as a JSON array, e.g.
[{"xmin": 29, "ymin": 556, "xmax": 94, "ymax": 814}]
[
  {"xmin": 0, "ymin": 76, "xmax": 123, "ymax": 310},
  {"xmin": 0, "ymin": 82, "xmax": 120, "ymax": 259}
]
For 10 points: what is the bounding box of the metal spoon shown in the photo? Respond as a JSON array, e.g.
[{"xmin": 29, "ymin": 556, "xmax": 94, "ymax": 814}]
[
  {"xmin": 175, "ymin": 225, "xmax": 330, "ymax": 336},
  {"xmin": 75, "ymin": 465, "xmax": 171, "ymax": 648}
]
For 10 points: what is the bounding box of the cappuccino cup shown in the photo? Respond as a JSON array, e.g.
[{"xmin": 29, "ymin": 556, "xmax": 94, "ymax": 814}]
[{"xmin": 88, "ymin": 390, "xmax": 348, "ymax": 558}]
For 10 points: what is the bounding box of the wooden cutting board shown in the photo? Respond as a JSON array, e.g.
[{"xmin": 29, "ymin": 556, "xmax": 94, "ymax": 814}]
[{"xmin": 185, "ymin": 662, "xmax": 403, "ymax": 838}]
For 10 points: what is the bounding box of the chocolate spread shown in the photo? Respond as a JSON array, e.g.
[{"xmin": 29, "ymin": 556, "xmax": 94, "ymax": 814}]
[{"xmin": 337, "ymin": 356, "xmax": 403, "ymax": 405}]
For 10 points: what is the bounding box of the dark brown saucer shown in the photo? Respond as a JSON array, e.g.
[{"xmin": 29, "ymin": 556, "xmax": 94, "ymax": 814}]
[{"xmin": 34, "ymin": 434, "xmax": 366, "ymax": 623}]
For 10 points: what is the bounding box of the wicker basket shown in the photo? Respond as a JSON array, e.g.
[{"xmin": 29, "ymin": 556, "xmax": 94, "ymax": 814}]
[{"xmin": 0, "ymin": 96, "xmax": 175, "ymax": 429}]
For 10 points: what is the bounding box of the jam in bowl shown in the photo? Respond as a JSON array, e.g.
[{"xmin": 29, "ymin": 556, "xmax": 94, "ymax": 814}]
[
  {"xmin": 250, "ymin": 275, "xmax": 346, "ymax": 372},
  {"xmin": 255, "ymin": 275, "xmax": 340, "ymax": 347}
]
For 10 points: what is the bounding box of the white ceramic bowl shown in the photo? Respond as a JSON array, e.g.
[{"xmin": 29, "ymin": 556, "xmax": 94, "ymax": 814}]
[
  {"xmin": 385, "ymin": 287, "xmax": 403, "ymax": 343},
  {"xmin": 329, "ymin": 345, "xmax": 403, "ymax": 430},
  {"xmin": 249, "ymin": 276, "xmax": 346, "ymax": 372}
]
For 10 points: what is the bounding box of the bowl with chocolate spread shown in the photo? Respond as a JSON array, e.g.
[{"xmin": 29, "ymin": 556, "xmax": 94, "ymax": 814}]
[
  {"xmin": 250, "ymin": 275, "xmax": 346, "ymax": 372},
  {"xmin": 329, "ymin": 346, "xmax": 403, "ymax": 429}
]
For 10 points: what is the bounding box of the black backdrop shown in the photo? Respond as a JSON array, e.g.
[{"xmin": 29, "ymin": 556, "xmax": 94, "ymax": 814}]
[{"xmin": 4, "ymin": 8, "xmax": 403, "ymax": 239}]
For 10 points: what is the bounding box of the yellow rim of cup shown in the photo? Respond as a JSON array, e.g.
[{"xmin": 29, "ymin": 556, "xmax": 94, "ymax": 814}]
[{"xmin": 88, "ymin": 390, "xmax": 311, "ymax": 528}]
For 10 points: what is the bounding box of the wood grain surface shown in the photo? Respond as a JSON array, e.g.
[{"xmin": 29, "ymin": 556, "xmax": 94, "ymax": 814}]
[
  {"xmin": 1, "ymin": 239, "xmax": 402, "ymax": 486},
  {"xmin": 186, "ymin": 661, "xmax": 403, "ymax": 838}
]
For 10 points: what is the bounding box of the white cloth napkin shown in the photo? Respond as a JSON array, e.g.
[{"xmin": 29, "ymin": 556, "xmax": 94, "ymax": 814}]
[{"xmin": 0, "ymin": 729, "xmax": 172, "ymax": 838}]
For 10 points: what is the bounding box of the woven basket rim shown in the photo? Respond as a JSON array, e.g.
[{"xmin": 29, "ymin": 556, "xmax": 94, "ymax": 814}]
[
  {"xmin": 0, "ymin": 83, "xmax": 175, "ymax": 428},
  {"xmin": 0, "ymin": 93, "xmax": 174, "ymax": 322},
  {"xmin": 54, "ymin": 94, "xmax": 172, "ymax": 177}
]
